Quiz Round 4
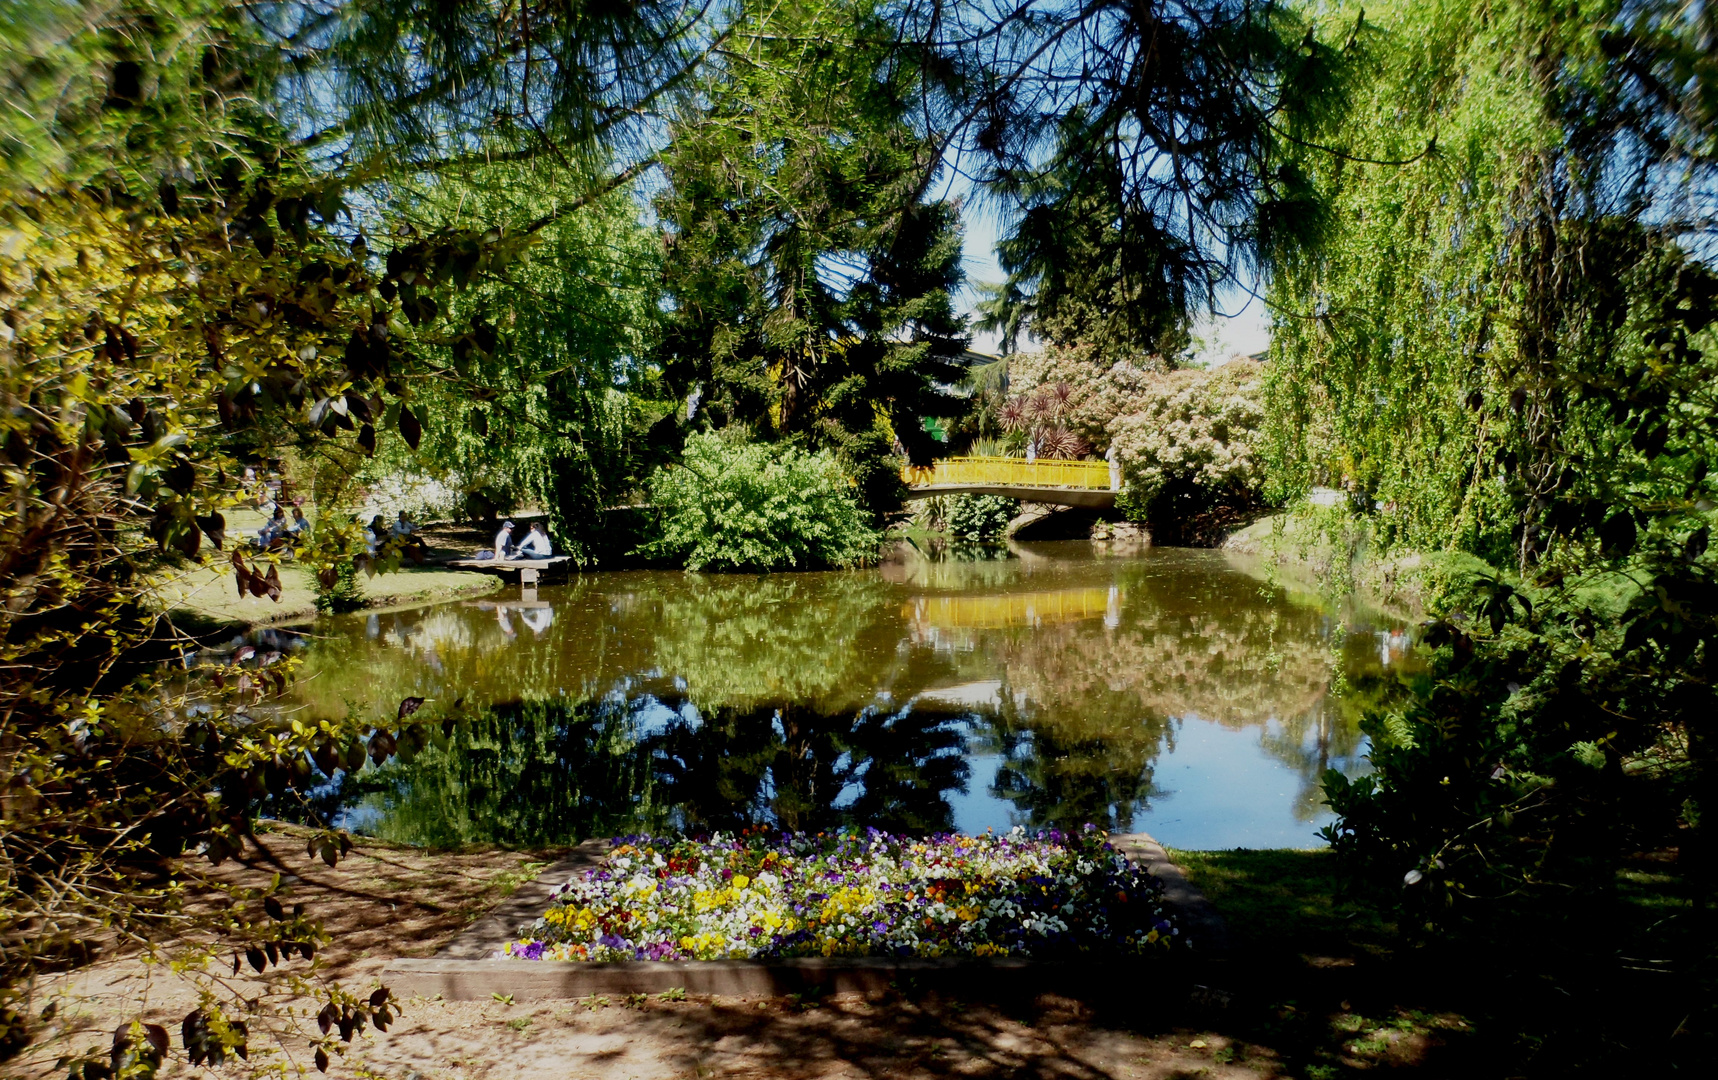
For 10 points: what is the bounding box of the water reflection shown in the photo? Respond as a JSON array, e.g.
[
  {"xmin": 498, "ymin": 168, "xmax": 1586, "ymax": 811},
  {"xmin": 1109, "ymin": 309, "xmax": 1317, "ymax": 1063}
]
[
  {"xmin": 318, "ymin": 696, "xmax": 972, "ymax": 846},
  {"xmin": 284, "ymin": 543, "xmax": 1413, "ymax": 847}
]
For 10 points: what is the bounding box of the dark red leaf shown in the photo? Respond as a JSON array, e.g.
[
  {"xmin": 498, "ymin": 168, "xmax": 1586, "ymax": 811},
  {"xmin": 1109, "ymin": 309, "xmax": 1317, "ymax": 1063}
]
[
  {"xmin": 368, "ymin": 987, "xmax": 389, "ymax": 1009},
  {"xmin": 398, "ymin": 405, "xmax": 421, "ymax": 451},
  {"xmin": 367, "ymin": 729, "xmax": 397, "ymax": 766},
  {"xmin": 315, "ymin": 1048, "xmax": 329, "ymax": 1073},
  {"xmin": 397, "ymin": 697, "xmax": 424, "ymax": 720}
]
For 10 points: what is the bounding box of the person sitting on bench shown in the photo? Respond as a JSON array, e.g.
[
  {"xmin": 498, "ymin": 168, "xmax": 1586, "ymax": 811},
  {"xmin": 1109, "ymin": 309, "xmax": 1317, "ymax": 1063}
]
[{"xmin": 517, "ymin": 522, "xmax": 553, "ymax": 559}]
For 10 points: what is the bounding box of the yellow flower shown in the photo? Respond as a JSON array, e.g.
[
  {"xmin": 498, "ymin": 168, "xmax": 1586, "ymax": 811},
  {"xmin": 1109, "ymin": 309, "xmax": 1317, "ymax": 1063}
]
[{"xmin": 731, "ymin": 874, "xmax": 750, "ymax": 890}]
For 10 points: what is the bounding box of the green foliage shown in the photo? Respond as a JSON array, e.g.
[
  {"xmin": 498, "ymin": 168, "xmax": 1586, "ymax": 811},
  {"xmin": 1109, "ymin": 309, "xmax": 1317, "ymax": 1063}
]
[
  {"xmin": 944, "ymin": 495, "xmax": 1017, "ymax": 541},
  {"xmin": 393, "ymin": 159, "xmax": 666, "ymax": 556},
  {"xmin": 971, "ymin": 2, "xmax": 1353, "ymax": 363},
  {"xmin": 1273, "ymin": 1, "xmax": 1718, "ymax": 964},
  {"xmin": 315, "ymin": 561, "xmax": 366, "ymax": 614},
  {"xmin": 0, "ymin": 0, "xmax": 699, "ymax": 1067},
  {"xmin": 641, "ymin": 432, "xmax": 879, "ymax": 572},
  {"xmin": 654, "ymin": 0, "xmax": 969, "ymax": 512}
]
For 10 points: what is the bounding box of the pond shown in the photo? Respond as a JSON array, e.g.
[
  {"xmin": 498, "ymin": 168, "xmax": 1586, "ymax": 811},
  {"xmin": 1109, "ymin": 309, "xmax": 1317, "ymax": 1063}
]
[{"xmin": 266, "ymin": 541, "xmax": 1415, "ymax": 850}]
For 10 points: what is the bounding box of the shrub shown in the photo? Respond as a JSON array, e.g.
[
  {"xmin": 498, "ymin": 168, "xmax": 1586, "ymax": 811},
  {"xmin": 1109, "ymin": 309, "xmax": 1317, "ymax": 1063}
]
[
  {"xmin": 641, "ymin": 433, "xmax": 879, "ymax": 571},
  {"xmin": 945, "ymin": 494, "xmax": 1018, "ymax": 540},
  {"xmin": 1109, "ymin": 359, "xmax": 1268, "ymax": 542}
]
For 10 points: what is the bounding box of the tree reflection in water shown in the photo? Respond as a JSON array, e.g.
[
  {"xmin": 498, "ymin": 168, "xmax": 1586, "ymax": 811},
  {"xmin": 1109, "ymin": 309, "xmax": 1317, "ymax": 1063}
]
[{"xmin": 318, "ymin": 694, "xmax": 971, "ymax": 846}]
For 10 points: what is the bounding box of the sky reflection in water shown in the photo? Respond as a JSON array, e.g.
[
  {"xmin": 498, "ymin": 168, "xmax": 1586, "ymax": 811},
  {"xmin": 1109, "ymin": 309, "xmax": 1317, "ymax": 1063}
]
[{"xmin": 281, "ymin": 541, "xmax": 1416, "ymax": 849}]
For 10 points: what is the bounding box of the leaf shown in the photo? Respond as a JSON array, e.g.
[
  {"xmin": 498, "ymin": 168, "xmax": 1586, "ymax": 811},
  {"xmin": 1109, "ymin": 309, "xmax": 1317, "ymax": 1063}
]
[
  {"xmin": 173, "ymin": 520, "xmax": 202, "ymax": 558},
  {"xmin": 397, "ymin": 697, "xmax": 425, "ymax": 720},
  {"xmin": 1600, "ymin": 511, "xmax": 1637, "ymax": 557},
  {"xmin": 315, "ymin": 1048, "xmax": 329, "ymax": 1073},
  {"xmin": 317, "ymin": 1004, "xmax": 337, "ymax": 1036},
  {"xmin": 357, "ymin": 423, "xmax": 376, "ymax": 457},
  {"xmin": 398, "ymin": 405, "xmax": 422, "ymax": 451},
  {"xmin": 367, "ymin": 729, "xmax": 397, "ymax": 766},
  {"xmin": 247, "ymin": 947, "xmax": 266, "ymax": 972},
  {"xmin": 198, "ymin": 512, "xmax": 226, "ymax": 550},
  {"xmin": 369, "ymin": 987, "xmax": 390, "ymax": 1009},
  {"xmin": 264, "ymin": 563, "xmax": 282, "ymax": 602},
  {"xmin": 264, "ymin": 896, "xmax": 285, "ymax": 920}
]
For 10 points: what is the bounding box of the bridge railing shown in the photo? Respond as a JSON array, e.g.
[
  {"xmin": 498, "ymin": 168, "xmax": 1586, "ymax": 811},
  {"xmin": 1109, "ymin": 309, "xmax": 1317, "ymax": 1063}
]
[{"xmin": 903, "ymin": 456, "xmax": 1115, "ymax": 490}]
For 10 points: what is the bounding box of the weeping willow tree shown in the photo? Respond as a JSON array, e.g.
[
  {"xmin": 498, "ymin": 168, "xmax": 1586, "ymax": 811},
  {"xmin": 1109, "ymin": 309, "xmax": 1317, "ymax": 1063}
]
[
  {"xmin": 372, "ymin": 160, "xmax": 668, "ymax": 557},
  {"xmin": 1263, "ymin": 8, "xmax": 1718, "ymax": 1061}
]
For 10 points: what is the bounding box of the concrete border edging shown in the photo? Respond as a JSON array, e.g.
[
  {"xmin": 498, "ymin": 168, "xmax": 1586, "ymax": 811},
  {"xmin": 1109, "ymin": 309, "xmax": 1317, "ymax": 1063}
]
[{"xmin": 382, "ymin": 832, "xmax": 1227, "ymax": 1000}]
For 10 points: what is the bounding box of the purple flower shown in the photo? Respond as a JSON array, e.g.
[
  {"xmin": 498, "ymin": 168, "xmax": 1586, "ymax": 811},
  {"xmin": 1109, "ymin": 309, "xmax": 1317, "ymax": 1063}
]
[{"xmin": 514, "ymin": 941, "xmax": 546, "ymax": 961}]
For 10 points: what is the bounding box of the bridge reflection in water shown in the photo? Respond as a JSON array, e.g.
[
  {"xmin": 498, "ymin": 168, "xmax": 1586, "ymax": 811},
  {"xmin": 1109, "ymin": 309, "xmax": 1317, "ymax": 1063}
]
[
  {"xmin": 903, "ymin": 456, "xmax": 1117, "ymax": 508},
  {"xmin": 905, "ymin": 587, "xmax": 1120, "ymax": 632}
]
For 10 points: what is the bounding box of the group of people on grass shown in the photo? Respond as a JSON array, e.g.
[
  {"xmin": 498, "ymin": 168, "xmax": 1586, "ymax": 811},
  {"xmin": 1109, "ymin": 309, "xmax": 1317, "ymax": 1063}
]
[{"xmin": 253, "ymin": 504, "xmax": 309, "ymax": 550}]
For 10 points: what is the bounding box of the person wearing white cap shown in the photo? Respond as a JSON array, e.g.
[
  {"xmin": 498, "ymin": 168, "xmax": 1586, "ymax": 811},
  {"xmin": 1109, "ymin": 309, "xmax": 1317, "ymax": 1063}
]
[{"xmin": 494, "ymin": 520, "xmax": 515, "ymax": 560}]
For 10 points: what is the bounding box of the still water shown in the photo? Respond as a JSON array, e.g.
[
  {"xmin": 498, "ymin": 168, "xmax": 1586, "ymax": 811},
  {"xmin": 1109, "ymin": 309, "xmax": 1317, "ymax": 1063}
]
[{"xmin": 275, "ymin": 542, "xmax": 1414, "ymax": 850}]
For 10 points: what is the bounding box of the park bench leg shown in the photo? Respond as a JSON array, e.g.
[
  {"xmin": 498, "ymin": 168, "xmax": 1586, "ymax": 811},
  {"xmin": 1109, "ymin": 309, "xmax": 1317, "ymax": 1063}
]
[{"xmin": 520, "ymin": 566, "xmax": 539, "ymax": 601}]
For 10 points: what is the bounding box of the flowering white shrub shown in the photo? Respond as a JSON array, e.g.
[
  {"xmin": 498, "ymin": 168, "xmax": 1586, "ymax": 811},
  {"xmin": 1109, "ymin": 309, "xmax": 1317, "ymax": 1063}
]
[
  {"xmin": 1108, "ymin": 359, "xmax": 1267, "ymax": 503},
  {"xmin": 358, "ymin": 469, "xmax": 465, "ymax": 523},
  {"xmin": 1008, "ymin": 342, "xmax": 1170, "ymax": 450}
]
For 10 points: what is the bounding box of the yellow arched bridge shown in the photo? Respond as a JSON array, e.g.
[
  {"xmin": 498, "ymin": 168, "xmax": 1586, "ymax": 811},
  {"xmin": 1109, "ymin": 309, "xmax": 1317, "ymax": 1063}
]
[{"xmin": 902, "ymin": 456, "xmax": 1118, "ymax": 508}]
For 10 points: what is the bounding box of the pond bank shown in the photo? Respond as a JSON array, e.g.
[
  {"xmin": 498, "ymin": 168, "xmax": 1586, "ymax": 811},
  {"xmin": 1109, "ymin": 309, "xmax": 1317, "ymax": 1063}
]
[
  {"xmin": 151, "ymin": 561, "xmax": 502, "ymax": 631},
  {"xmin": 1223, "ymin": 513, "xmax": 1486, "ymax": 618}
]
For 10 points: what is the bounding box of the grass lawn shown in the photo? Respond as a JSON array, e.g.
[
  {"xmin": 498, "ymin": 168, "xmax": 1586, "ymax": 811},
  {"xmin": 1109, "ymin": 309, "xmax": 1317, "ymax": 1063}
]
[
  {"xmin": 150, "ymin": 560, "xmax": 502, "ymax": 628},
  {"xmin": 1170, "ymin": 846, "xmax": 1710, "ymax": 1078}
]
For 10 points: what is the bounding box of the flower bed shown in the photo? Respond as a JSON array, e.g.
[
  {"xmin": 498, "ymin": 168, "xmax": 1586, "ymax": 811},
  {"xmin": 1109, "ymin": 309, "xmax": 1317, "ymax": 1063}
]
[{"xmin": 503, "ymin": 826, "xmax": 1179, "ymax": 962}]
